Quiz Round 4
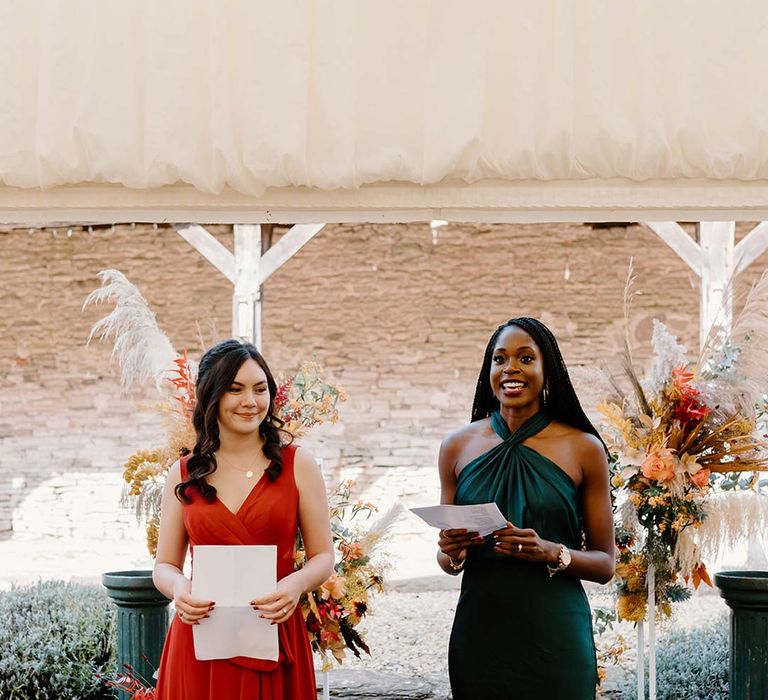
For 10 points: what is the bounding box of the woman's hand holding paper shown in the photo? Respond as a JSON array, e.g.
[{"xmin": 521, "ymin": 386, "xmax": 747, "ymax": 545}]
[
  {"xmin": 492, "ymin": 522, "xmax": 558, "ymax": 564},
  {"xmin": 173, "ymin": 577, "xmax": 215, "ymax": 625},
  {"xmin": 437, "ymin": 528, "xmax": 485, "ymax": 565},
  {"xmin": 250, "ymin": 573, "xmax": 303, "ymax": 625}
]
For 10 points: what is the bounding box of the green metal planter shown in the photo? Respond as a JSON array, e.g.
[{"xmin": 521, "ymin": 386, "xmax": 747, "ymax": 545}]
[
  {"xmin": 715, "ymin": 570, "xmax": 768, "ymax": 700},
  {"xmin": 102, "ymin": 570, "xmax": 171, "ymax": 686}
]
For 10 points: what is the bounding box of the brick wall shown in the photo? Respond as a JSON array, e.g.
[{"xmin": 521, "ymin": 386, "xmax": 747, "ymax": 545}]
[{"xmin": 1, "ymin": 222, "xmax": 765, "ymax": 577}]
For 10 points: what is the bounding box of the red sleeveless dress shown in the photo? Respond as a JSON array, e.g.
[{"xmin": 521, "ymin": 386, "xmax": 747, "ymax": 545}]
[{"xmin": 156, "ymin": 445, "xmax": 316, "ymax": 699}]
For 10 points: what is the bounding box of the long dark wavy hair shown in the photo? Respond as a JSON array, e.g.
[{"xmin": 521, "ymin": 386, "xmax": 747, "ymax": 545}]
[
  {"xmin": 471, "ymin": 317, "xmax": 603, "ymax": 444},
  {"xmin": 175, "ymin": 339, "xmax": 291, "ymax": 504}
]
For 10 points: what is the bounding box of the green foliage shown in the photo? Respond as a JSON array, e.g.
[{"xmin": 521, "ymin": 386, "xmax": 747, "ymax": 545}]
[
  {"xmin": 664, "ymin": 584, "xmax": 692, "ymax": 604},
  {"xmin": 717, "ymin": 471, "xmax": 758, "ymax": 491},
  {"xmin": 620, "ymin": 613, "xmax": 728, "ymax": 700},
  {"xmin": 593, "ymin": 606, "xmax": 618, "ymax": 636},
  {"xmin": 0, "ymin": 580, "xmax": 115, "ymax": 700}
]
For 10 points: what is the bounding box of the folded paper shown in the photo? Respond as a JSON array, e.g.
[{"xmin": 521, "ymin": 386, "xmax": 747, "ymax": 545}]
[
  {"xmin": 409, "ymin": 503, "xmax": 508, "ymax": 537},
  {"xmin": 191, "ymin": 545, "xmax": 278, "ymax": 661}
]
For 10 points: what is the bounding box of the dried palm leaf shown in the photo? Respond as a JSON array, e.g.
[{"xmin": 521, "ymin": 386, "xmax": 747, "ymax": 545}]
[
  {"xmin": 621, "ymin": 259, "xmax": 652, "ymax": 416},
  {"xmin": 361, "ymin": 503, "xmax": 404, "ymax": 556},
  {"xmin": 83, "ymin": 269, "xmax": 179, "ymax": 393},
  {"xmin": 675, "ymin": 490, "xmax": 768, "ymax": 575},
  {"xmin": 700, "ymin": 271, "xmax": 768, "ymax": 416}
]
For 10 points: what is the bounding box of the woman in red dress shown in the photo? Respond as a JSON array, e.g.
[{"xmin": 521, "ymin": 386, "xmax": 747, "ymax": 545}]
[{"xmin": 153, "ymin": 339, "xmax": 334, "ymax": 699}]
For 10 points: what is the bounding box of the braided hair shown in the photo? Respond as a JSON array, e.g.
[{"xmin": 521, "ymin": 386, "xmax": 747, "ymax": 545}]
[
  {"xmin": 470, "ymin": 317, "xmax": 603, "ymax": 444},
  {"xmin": 175, "ymin": 339, "xmax": 291, "ymax": 504}
]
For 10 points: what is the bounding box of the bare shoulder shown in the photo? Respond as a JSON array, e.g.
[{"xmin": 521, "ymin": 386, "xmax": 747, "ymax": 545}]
[
  {"xmin": 166, "ymin": 459, "xmax": 182, "ymax": 486},
  {"xmin": 549, "ymin": 422, "xmax": 607, "ymax": 468},
  {"xmin": 441, "ymin": 419, "xmax": 489, "ymax": 453},
  {"xmin": 292, "ymin": 444, "xmax": 321, "ymax": 476}
]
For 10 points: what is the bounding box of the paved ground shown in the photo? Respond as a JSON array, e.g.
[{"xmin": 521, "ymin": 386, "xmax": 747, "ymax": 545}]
[{"xmin": 329, "ymin": 577, "xmax": 728, "ymax": 699}]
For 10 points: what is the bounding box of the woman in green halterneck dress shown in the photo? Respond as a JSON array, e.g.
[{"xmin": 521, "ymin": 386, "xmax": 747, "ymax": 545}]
[{"xmin": 437, "ymin": 318, "xmax": 615, "ymax": 700}]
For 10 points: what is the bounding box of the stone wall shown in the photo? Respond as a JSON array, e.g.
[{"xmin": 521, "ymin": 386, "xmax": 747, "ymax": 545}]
[{"xmin": 1, "ymin": 221, "xmax": 766, "ymax": 573}]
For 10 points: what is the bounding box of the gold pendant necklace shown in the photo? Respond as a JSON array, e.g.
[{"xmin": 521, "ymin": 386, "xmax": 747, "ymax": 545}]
[{"xmin": 217, "ymin": 452, "xmax": 261, "ymax": 479}]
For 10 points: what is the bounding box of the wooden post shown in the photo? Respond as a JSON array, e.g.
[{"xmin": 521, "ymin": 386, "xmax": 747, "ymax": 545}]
[
  {"xmin": 175, "ymin": 223, "xmax": 325, "ymax": 350},
  {"xmin": 647, "ymin": 564, "xmax": 656, "ymax": 700},
  {"xmin": 645, "ymin": 220, "xmax": 768, "ymax": 344},
  {"xmin": 233, "ymin": 224, "xmax": 262, "ymax": 347},
  {"xmin": 697, "ymin": 222, "xmax": 734, "ymax": 348},
  {"xmin": 637, "ymin": 620, "xmax": 645, "ymax": 700}
]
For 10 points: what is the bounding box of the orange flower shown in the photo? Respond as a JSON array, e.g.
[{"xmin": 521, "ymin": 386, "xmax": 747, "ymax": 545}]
[
  {"xmin": 641, "ymin": 449, "xmax": 677, "ymax": 482},
  {"xmin": 690, "ymin": 467, "xmax": 711, "ymax": 489},
  {"xmin": 340, "ymin": 542, "xmax": 364, "ymax": 561},
  {"xmin": 617, "ymin": 592, "xmax": 647, "ymax": 622},
  {"xmin": 616, "ymin": 555, "xmax": 646, "ymax": 592},
  {"xmin": 320, "ymin": 573, "xmax": 346, "ymax": 600},
  {"xmin": 672, "ymin": 365, "xmax": 695, "ymax": 390}
]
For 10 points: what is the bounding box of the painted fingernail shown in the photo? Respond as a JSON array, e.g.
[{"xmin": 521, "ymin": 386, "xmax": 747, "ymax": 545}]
[{"xmin": 204, "ymin": 614, "xmax": 210, "ymax": 619}]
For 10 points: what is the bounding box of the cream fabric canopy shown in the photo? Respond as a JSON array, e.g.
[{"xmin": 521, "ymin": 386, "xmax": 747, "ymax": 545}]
[{"xmin": 2, "ymin": 1, "xmax": 768, "ymax": 223}]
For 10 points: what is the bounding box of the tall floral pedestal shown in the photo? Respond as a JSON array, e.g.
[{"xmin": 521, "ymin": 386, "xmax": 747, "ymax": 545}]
[
  {"xmin": 715, "ymin": 570, "xmax": 768, "ymax": 700},
  {"xmin": 103, "ymin": 570, "xmax": 171, "ymax": 686}
]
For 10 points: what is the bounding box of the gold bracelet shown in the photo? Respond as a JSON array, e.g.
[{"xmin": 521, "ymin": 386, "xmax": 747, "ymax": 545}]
[
  {"xmin": 448, "ymin": 554, "xmax": 465, "ymax": 572},
  {"xmin": 546, "ymin": 544, "xmax": 572, "ymax": 577}
]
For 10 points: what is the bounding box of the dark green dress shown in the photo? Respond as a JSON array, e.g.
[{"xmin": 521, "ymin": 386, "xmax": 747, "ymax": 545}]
[{"xmin": 449, "ymin": 412, "xmax": 597, "ymax": 699}]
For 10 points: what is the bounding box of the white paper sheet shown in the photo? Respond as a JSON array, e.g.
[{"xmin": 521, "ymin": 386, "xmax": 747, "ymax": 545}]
[
  {"xmin": 191, "ymin": 545, "xmax": 279, "ymax": 661},
  {"xmin": 409, "ymin": 503, "xmax": 508, "ymax": 537}
]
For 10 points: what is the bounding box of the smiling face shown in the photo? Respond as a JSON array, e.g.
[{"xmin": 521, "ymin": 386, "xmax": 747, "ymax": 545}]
[
  {"xmin": 489, "ymin": 325, "xmax": 546, "ymax": 412},
  {"xmin": 216, "ymin": 358, "xmax": 271, "ymax": 438}
]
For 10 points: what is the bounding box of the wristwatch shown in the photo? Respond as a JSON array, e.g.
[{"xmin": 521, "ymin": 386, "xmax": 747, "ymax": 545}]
[{"xmin": 546, "ymin": 544, "xmax": 571, "ymax": 577}]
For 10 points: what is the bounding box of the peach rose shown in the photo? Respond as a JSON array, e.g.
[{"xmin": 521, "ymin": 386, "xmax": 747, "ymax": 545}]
[
  {"xmin": 320, "ymin": 573, "xmax": 346, "ymax": 600},
  {"xmin": 690, "ymin": 467, "xmax": 711, "ymax": 489},
  {"xmin": 340, "ymin": 542, "xmax": 364, "ymax": 561},
  {"xmin": 641, "ymin": 449, "xmax": 677, "ymax": 482}
]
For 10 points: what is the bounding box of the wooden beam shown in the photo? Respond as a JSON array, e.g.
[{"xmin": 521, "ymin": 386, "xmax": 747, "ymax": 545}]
[
  {"xmin": 232, "ymin": 224, "xmax": 262, "ymax": 347},
  {"xmin": 642, "ymin": 222, "xmax": 702, "ymax": 276},
  {"xmin": 175, "ymin": 224, "xmax": 235, "ymax": 283},
  {"xmin": 11, "ymin": 181, "xmax": 768, "ymax": 225},
  {"xmin": 259, "ymin": 224, "xmax": 325, "ymax": 284},
  {"xmin": 735, "ymin": 221, "xmax": 768, "ymax": 275}
]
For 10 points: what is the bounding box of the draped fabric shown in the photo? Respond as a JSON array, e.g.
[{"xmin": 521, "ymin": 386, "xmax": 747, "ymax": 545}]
[
  {"xmin": 1, "ymin": 0, "xmax": 768, "ymax": 200},
  {"xmin": 449, "ymin": 412, "xmax": 596, "ymax": 699},
  {"xmin": 155, "ymin": 445, "xmax": 316, "ymax": 700},
  {"xmin": 455, "ymin": 411, "xmax": 582, "ymax": 552}
]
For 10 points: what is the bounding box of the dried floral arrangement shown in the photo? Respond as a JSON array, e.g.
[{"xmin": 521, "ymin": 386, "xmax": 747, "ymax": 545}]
[
  {"xmin": 297, "ymin": 480, "xmax": 400, "ymax": 671},
  {"xmin": 84, "ymin": 269, "xmax": 399, "ymax": 675},
  {"xmin": 598, "ymin": 264, "xmax": 768, "ymax": 622}
]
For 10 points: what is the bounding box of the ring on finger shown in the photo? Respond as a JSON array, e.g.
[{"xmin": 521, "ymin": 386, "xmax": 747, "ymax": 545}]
[
  {"xmin": 282, "ymin": 607, "xmax": 288, "ymax": 614},
  {"xmin": 178, "ymin": 610, "xmax": 185, "ymax": 620},
  {"xmin": 517, "ymin": 543, "xmax": 523, "ymax": 552}
]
